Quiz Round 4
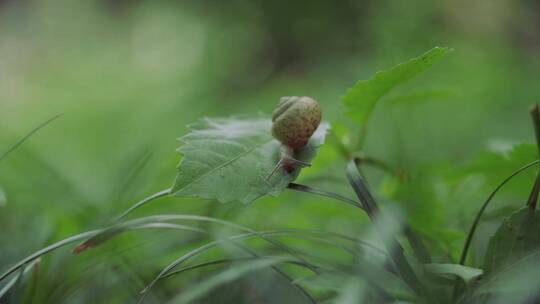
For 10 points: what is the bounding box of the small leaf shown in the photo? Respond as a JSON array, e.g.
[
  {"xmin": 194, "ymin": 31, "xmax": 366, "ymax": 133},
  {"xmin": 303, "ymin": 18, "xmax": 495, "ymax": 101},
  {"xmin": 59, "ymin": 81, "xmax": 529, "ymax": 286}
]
[
  {"xmin": 342, "ymin": 47, "xmax": 450, "ymax": 124},
  {"xmin": 424, "ymin": 263, "xmax": 482, "ymax": 285},
  {"xmin": 483, "ymin": 207, "xmax": 540, "ymax": 278},
  {"xmin": 172, "ymin": 117, "xmax": 329, "ymax": 204}
]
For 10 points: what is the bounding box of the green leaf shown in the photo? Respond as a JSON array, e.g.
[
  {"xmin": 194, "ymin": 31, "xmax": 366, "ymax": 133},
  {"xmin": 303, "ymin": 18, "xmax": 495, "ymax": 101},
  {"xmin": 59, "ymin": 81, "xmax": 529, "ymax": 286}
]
[
  {"xmin": 172, "ymin": 117, "xmax": 329, "ymax": 204},
  {"xmin": 378, "ymin": 164, "xmax": 447, "ymax": 238},
  {"xmin": 384, "ymin": 87, "xmax": 457, "ymax": 105},
  {"xmin": 473, "ymin": 250, "xmax": 540, "ymax": 302},
  {"xmin": 342, "ymin": 47, "xmax": 450, "ymax": 124},
  {"xmin": 483, "ymin": 207, "xmax": 540, "ymax": 278},
  {"xmin": 423, "ymin": 263, "xmax": 482, "ymax": 285}
]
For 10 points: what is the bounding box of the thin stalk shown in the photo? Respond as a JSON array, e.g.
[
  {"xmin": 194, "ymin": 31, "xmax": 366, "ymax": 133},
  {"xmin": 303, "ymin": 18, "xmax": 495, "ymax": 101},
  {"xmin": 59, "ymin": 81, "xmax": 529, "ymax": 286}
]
[
  {"xmin": 115, "ymin": 188, "xmax": 171, "ymax": 221},
  {"xmin": 527, "ymin": 171, "xmax": 540, "ymax": 211},
  {"xmin": 160, "ymin": 257, "xmax": 264, "ymax": 279},
  {"xmin": 0, "ymin": 114, "xmax": 62, "ymax": 164},
  {"xmin": 531, "ymin": 104, "xmax": 540, "ymax": 156},
  {"xmin": 528, "ymin": 104, "xmax": 540, "ymax": 211},
  {"xmin": 459, "ymin": 159, "xmax": 540, "ymax": 265},
  {"xmin": 287, "ymin": 183, "xmax": 364, "ymax": 210}
]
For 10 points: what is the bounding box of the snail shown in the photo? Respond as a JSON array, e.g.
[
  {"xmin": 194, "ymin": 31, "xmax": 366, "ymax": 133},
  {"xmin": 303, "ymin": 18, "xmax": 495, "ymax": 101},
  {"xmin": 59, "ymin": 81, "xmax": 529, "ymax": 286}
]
[{"xmin": 267, "ymin": 96, "xmax": 322, "ymax": 178}]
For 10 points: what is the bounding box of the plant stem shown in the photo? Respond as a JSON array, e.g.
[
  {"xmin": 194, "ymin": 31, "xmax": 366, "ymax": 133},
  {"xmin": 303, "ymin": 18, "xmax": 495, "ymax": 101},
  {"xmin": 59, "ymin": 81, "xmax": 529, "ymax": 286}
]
[
  {"xmin": 345, "ymin": 160, "xmax": 425, "ymax": 298},
  {"xmin": 527, "ymin": 171, "xmax": 540, "ymax": 211},
  {"xmin": 530, "ymin": 104, "xmax": 540, "ymax": 155},
  {"xmin": 353, "ymin": 157, "xmax": 431, "ymax": 263},
  {"xmin": 528, "ymin": 104, "xmax": 540, "ymax": 211}
]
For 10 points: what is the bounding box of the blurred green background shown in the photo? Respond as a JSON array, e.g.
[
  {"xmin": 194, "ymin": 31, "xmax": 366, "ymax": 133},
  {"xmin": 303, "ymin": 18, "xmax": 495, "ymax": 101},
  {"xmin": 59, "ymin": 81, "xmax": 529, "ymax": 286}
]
[{"xmin": 1, "ymin": 0, "xmax": 540, "ymax": 303}]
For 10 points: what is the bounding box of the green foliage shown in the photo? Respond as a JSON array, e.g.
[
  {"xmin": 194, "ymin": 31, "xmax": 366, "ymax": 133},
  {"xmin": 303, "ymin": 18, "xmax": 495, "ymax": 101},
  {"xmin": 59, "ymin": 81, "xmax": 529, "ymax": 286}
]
[
  {"xmin": 172, "ymin": 117, "xmax": 328, "ymax": 204},
  {"xmin": 167, "ymin": 257, "xmax": 294, "ymax": 304},
  {"xmin": 342, "ymin": 47, "xmax": 450, "ymax": 124},
  {"xmin": 424, "ymin": 263, "xmax": 482, "ymax": 285},
  {"xmin": 483, "ymin": 207, "xmax": 540, "ymax": 278},
  {"xmin": 1, "ymin": 11, "xmax": 539, "ymax": 302},
  {"xmin": 459, "ymin": 143, "xmax": 537, "ymax": 191}
]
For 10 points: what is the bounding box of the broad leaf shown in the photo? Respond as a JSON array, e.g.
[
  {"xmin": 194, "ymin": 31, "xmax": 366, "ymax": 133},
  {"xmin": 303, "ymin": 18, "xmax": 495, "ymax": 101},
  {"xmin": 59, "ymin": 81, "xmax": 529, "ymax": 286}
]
[
  {"xmin": 172, "ymin": 117, "xmax": 328, "ymax": 204},
  {"xmin": 342, "ymin": 47, "xmax": 450, "ymax": 124},
  {"xmin": 424, "ymin": 263, "xmax": 482, "ymax": 285},
  {"xmin": 473, "ymin": 251, "xmax": 540, "ymax": 303},
  {"xmin": 483, "ymin": 207, "xmax": 540, "ymax": 278}
]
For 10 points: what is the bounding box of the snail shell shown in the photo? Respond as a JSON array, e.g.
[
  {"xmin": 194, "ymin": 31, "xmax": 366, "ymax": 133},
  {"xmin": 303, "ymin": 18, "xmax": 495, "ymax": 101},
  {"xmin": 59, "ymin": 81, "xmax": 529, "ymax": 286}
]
[{"xmin": 271, "ymin": 96, "xmax": 322, "ymax": 149}]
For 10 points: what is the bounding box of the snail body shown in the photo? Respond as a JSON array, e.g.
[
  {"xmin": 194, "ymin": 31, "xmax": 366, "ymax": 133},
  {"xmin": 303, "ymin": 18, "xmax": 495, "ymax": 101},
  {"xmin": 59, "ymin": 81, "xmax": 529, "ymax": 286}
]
[{"xmin": 269, "ymin": 96, "xmax": 322, "ymax": 175}]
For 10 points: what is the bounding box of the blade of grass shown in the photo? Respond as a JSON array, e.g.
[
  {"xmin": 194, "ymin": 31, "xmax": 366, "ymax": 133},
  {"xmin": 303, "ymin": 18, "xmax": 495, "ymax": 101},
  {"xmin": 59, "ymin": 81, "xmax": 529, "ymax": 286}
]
[
  {"xmin": 160, "ymin": 256, "xmax": 339, "ymax": 281},
  {"xmin": 113, "ymin": 150, "xmax": 154, "ymax": 201},
  {"xmin": 287, "ymin": 182, "xmax": 364, "ymax": 210},
  {"xmin": 9, "ymin": 263, "xmax": 25, "ymax": 303},
  {"xmin": 137, "ymin": 231, "xmax": 318, "ymax": 304},
  {"xmin": 160, "ymin": 257, "xmax": 259, "ymax": 279},
  {"xmin": 164, "ymin": 257, "xmax": 301, "ymax": 304},
  {"xmin": 76, "ymin": 215, "xmax": 314, "ymax": 270},
  {"xmin": 76, "ymin": 212, "xmax": 322, "ymax": 304},
  {"xmin": 206, "ymin": 234, "xmax": 318, "ymax": 304},
  {"xmin": 115, "ymin": 188, "xmax": 172, "ymax": 221},
  {"xmin": 119, "ymin": 223, "xmax": 368, "ymax": 304},
  {"xmin": 0, "ymin": 230, "xmax": 99, "ymax": 283},
  {"xmin": 0, "ymin": 259, "xmax": 39, "ymax": 300},
  {"xmin": 0, "ymin": 114, "xmax": 62, "ymax": 164}
]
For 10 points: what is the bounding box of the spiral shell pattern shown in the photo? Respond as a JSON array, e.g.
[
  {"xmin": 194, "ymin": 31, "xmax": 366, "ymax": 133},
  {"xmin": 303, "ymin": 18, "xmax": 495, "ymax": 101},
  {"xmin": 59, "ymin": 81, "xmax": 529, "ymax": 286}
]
[{"xmin": 271, "ymin": 96, "xmax": 322, "ymax": 149}]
